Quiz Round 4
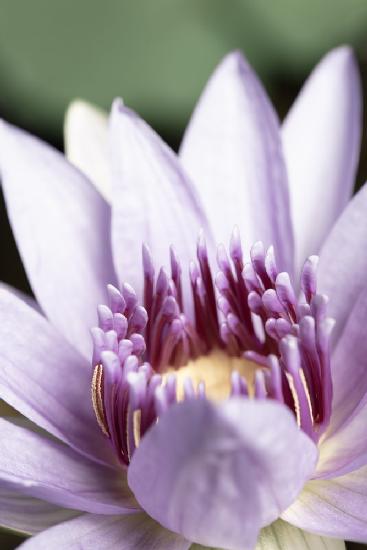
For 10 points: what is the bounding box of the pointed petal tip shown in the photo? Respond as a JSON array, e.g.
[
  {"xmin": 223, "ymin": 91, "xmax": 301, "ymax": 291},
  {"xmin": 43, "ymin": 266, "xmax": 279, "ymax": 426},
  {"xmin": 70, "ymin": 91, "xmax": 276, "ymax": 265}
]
[
  {"xmin": 317, "ymin": 45, "xmax": 359, "ymax": 78},
  {"xmin": 64, "ymin": 98, "xmax": 106, "ymax": 123},
  {"xmin": 65, "ymin": 97, "xmax": 91, "ymax": 114},
  {"xmin": 0, "ymin": 120, "xmax": 27, "ymax": 166},
  {"xmin": 222, "ymin": 48, "xmax": 245, "ymax": 64},
  {"xmin": 215, "ymin": 49, "xmax": 250, "ymax": 77},
  {"xmin": 282, "ymin": 43, "xmax": 361, "ymax": 276},
  {"xmin": 0, "ymin": 117, "xmax": 116, "ymax": 357},
  {"xmin": 180, "ymin": 43, "xmax": 294, "ymax": 274},
  {"xmin": 111, "ymin": 97, "xmax": 126, "ymax": 116},
  {"xmin": 327, "ymin": 44, "xmax": 355, "ymax": 62},
  {"xmin": 110, "ymin": 98, "xmax": 139, "ymax": 129},
  {"xmin": 0, "ymin": 117, "xmax": 14, "ymax": 143}
]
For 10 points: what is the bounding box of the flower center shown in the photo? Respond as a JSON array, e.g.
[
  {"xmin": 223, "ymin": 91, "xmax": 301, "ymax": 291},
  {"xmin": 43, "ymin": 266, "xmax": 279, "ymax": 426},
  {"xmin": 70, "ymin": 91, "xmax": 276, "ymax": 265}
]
[
  {"xmin": 91, "ymin": 228, "xmax": 334, "ymax": 465},
  {"xmin": 164, "ymin": 350, "xmax": 258, "ymax": 402}
]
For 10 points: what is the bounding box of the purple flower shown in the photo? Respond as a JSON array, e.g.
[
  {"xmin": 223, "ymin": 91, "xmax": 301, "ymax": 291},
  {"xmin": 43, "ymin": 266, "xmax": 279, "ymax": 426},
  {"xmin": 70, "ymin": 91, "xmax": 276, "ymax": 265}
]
[{"xmin": 0, "ymin": 46, "xmax": 365, "ymax": 549}]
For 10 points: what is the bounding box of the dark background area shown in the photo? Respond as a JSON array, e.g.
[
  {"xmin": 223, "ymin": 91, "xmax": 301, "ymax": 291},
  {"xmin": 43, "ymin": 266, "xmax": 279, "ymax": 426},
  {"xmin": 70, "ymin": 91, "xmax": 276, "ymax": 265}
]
[{"xmin": 0, "ymin": 1, "xmax": 367, "ymax": 548}]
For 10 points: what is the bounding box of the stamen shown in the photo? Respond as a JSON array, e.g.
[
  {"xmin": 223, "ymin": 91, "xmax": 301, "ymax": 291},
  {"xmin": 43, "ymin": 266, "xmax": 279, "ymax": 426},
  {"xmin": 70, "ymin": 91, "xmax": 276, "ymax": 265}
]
[
  {"xmin": 91, "ymin": 364, "xmax": 109, "ymax": 436},
  {"xmin": 275, "ymin": 272, "xmax": 297, "ymax": 320},
  {"xmin": 197, "ymin": 232, "xmax": 216, "ymax": 318},
  {"xmin": 97, "ymin": 304, "xmax": 113, "ymax": 331},
  {"xmin": 250, "ymin": 241, "xmax": 273, "ymax": 289},
  {"xmin": 107, "ymin": 284, "xmax": 126, "ymax": 314},
  {"xmin": 280, "ymin": 336, "xmax": 314, "ymax": 437},
  {"xmin": 122, "ymin": 283, "xmax": 138, "ymax": 318},
  {"xmin": 91, "ymin": 230, "xmax": 334, "ymax": 463},
  {"xmin": 230, "ymin": 371, "xmax": 248, "ymax": 397},
  {"xmin": 170, "ymin": 246, "xmax": 183, "ymax": 310},
  {"xmin": 262, "ymin": 288, "xmax": 287, "ymax": 316},
  {"xmin": 142, "ymin": 243, "xmax": 154, "ymax": 317},
  {"xmin": 264, "ymin": 246, "xmax": 278, "ymax": 284},
  {"xmin": 267, "ymin": 355, "xmax": 284, "ymax": 403},
  {"xmin": 301, "ymin": 256, "xmax": 319, "ymax": 303},
  {"xmin": 254, "ymin": 370, "xmax": 267, "ymax": 399}
]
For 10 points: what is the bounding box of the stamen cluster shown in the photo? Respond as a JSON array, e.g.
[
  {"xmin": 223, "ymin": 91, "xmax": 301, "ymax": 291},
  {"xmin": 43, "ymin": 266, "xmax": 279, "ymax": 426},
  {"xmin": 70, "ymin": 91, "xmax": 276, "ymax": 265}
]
[{"xmin": 91, "ymin": 230, "xmax": 333, "ymax": 465}]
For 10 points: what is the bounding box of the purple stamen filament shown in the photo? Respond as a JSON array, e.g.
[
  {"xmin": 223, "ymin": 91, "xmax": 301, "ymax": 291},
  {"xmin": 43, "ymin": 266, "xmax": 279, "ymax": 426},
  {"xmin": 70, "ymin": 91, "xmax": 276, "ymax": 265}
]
[{"xmin": 91, "ymin": 228, "xmax": 333, "ymax": 466}]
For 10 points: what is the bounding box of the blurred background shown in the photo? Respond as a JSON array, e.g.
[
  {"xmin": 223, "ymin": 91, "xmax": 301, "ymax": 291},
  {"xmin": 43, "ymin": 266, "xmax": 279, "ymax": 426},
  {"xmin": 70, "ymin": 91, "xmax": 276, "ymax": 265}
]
[{"xmin": 0, "ymin": 0, "xmax": 367, "ymax": 548}]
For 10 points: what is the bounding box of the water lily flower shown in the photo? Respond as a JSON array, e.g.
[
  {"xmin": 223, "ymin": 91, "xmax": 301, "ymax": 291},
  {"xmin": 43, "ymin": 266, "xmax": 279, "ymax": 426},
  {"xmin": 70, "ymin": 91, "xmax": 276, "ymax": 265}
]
[{"xmin": 0, "ymin": 45, "xmax": 366, "ymax": 550}]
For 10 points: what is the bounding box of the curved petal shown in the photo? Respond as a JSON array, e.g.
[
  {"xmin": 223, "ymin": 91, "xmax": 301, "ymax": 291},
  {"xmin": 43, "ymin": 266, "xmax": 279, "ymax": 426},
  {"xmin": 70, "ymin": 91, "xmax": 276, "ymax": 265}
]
[
  {"xmin": 109, "ymin": 99, "xmax": 213, "ymax": 317},
  {"xmin": 315, "ymin": 285, "xmax": 367, "ymax": 479},
  {"xmin": 64, "ymin": 100, "xmax": 110, "ymax": 202},
  {"xmin": 0, "ymin": 281, "xmax": 42, "ymax": 314},
  {"xmin": 0, "ymin": 418, "xmax": 137, "ymax": 514},
  {"xmin": 325, "ymin": 285, "xmax": 367, "ymax": 438},
  {"xmin": 128, "ymin": 398, "xmax": 317, "ymax": 550},
  {"xmin": 0, "ymin": 284, "xmax": 41, "ymax": 421},
  {"xmin": 256, "ymin": 519, "xmax": 345, "ymax": 549},
  {"xmin": 282, "ymin": 467, "xmax": 367, "ymax": 543},
  {"xmin": 318, "ymin": 181, "xmax": 367, "ymax": 345},
  {"xmin": 0, "ymin": 286, "xmax": 116, "ymax": 466},
  {"xmin": 282, "ymin": 47, "xmax": 362, "ymax": 276},
  {"xmin": 0, "ymin": 119, "xmax": 116, "ymax": 358},
  {"xmin": 179, "ymin": 51, "xmax": 294, "ymax": 274},
  {"xmin": 0, "ymin": 488, "xmax": 80, "ymax": 535},
  {"xmin": 19, "ymin": 512, "xmax": 190, "ymax": 550},
  {"xmin": 316, "ymin": 395, "xmax": 367, "ymax": 479}
]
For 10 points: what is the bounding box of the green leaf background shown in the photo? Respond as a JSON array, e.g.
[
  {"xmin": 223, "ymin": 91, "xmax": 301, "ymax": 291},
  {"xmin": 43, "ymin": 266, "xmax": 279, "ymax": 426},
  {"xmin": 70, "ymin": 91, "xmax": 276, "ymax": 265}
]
[{"xmin": 1, "ymin": 0, "xmax": 367, "ymax": 142}]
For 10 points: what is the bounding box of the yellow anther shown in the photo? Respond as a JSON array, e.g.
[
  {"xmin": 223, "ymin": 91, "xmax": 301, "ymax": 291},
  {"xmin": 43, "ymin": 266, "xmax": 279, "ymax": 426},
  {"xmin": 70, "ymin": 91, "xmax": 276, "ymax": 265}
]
[{"xmin": 91, "ymin": 364, "xmax": 109, "ymax": 436}]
